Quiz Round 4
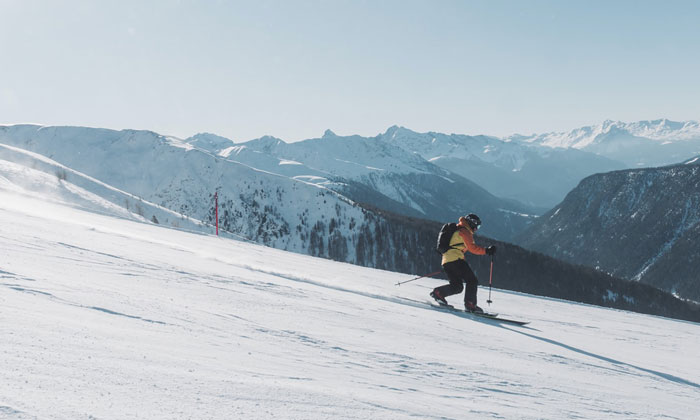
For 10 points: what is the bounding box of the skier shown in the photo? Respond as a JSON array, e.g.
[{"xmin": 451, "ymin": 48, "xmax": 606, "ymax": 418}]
[{"xmin": 430, "ymin": 214, "xmax": 496, "ymax": 313}]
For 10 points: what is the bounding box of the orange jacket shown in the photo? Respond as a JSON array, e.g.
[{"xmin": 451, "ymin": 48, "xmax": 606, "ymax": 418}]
[{"xmin": 441, "ymin": 222, "xmax": 486, "ymax": 265}]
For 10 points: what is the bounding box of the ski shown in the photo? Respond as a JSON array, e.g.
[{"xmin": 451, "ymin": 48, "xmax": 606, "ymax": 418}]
[
  {"xmin": 398, "ymin": 297, "xmax": 529, "ymax": 326},
  {"xmin": 427, "ymin": 301, "xmax": 530, "ymax": 326}
]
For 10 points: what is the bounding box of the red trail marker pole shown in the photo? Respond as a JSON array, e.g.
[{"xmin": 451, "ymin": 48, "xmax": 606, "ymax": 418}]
[{"xmin": 215, "ymin": 192, "xmax": 219, "ymax": 236}]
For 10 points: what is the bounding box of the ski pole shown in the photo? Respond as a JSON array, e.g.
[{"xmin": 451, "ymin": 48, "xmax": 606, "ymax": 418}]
[
  {"xmin": 395, "ymin": 270, "xmax": 441, "ymax": 286},
  {"xmin": 487, "ymin": 255, "xmax": 494, "ymax": 305}
]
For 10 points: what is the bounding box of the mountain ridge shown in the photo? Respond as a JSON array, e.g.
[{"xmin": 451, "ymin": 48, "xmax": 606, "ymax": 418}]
[
  {"xmin": 508, "ymin": 119, "xmax": 700, "ymax": 167},
  {"xmin": 514, "ymin": 157, "xmax": 700, "ymax": 302}
]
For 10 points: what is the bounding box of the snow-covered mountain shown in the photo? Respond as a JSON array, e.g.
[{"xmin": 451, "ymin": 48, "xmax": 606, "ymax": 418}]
[
  {"xmin": 191, "ymin": 128, "xmax": 539, "ymax": 240},
  {"xmin": 0, "ymin": 124, "xmax": 542, "ymax": 242},
  {"xmin": 0, "ymin": 124, "xmax": 434, "ymax": 275},
  {"xmin": 515, "ymin": 157, "xmax": 700, "ymax": 302},
  {"xmin": 0, "ymin": 142, "xmax": 208, "ymax": 233},
  {"xmin": 2, "ymin": 179, "xmax": 700, "ymax": 419},
  {"xmin": 378, "ymin": 126, "xmax": 625, "ymax": 208},
  {"xmin": 194, "ymin": 125, "xmax": 627, "ymax": 213},
  {"xmin": 509, "ymin": 119, "xmax": 700, "ymax": 167}
]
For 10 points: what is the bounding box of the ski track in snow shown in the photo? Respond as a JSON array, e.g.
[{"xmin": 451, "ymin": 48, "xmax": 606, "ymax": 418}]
[{"xmin": 1, "ymin": 188, "xmax": 700, "ymax": 419}]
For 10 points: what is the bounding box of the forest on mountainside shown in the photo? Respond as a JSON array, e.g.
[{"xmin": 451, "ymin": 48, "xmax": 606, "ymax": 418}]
[{"xmin": 345, "ymin": 205, "xmax": 700, "ymax": 322}]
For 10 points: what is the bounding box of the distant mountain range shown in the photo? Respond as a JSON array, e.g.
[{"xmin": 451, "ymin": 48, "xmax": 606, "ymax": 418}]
[
  {"xmin": 2, "ymin": 119, "xmax": 699, "ymax": 241},
  {"xmin": 508, "ymin": 119, "xmax": 700, "ymax": 168},
  {"xmin": 191, "ymin": 119, "xmax": 700, "ymax": 212},
  {"xmin": 378, "ymin": 126, "xmax": 625, "ymax": 209},
  {"xmin": 200, "ymin": 128, "xmax": 538, "ymax": 240},
  {"xmin": 515, "ymin": 156, "xmax": 700, "ymax": 302}
]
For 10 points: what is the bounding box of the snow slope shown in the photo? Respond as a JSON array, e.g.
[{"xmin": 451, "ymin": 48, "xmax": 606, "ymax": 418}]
[
  {"xmin": 0, "ymin": 142, "xmax": 212, "ymax": 235},
  {"xmin": 2, "ymin": 168, "xmax": 699, "ymax": 419}
]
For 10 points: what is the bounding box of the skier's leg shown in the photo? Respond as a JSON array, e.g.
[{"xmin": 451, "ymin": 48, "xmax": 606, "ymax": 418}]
[
  {"xmin": 435, "ymin": 261, "xmax": 464, "ymax": 299},
  {"xmin": 461, "ymin": 260, "xmax": 479, "ymax": 306}
]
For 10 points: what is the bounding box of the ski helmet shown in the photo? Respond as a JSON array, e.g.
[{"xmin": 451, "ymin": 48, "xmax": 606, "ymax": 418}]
[{"xmin": 463, "ymin": 213, "xmax": 481, "ymax": 231}]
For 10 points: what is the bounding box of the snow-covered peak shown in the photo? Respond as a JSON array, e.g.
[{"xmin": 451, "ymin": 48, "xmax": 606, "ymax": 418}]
[
  {"xmin": 505, "ymin": 119, "xmax": 700, "ymax": 167},
  {"xmin": 625, "ymin": 119, "xmax": 700, "ymax": 140},
  {"xmin": 238, "ymin": 128, "xmax": 437, "ymax": 180},
  {"xmin": 242, "ymin": 135, "xmax": 286, "ymax": 154},
  {"xmin": 382, "ymin": 125, "xmax": 415, "ymax": 139},
  {"xmin": 508, "ymin": 120, "xmax": 616, "ymax": 149},
  {"xmin": 377, "ymin": 125, "xmax": 532, "ymax": 171},
  {"xmin": 509, "ymin": 119, "xmax": 700, "ymax": 150},
  {"xmin": 382, "ymin": 125, "xmax": 400, "ymax": 137},
  {"xmin": 185, "ymin": 132, "xmax": 235, "ymax": 152}
]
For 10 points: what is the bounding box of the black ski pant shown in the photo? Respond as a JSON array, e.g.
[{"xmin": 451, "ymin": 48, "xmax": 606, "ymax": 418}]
[{"xmin": 435, "ymin": 259, "xmax": 478, "ymax": 305}]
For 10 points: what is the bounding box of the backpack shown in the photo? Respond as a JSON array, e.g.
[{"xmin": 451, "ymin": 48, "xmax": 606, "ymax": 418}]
[{"xmin": 436, "ymin": 223, "xmax": 460, "ymax": 254}]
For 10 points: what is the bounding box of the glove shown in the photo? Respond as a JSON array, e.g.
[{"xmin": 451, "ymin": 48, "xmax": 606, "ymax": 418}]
[{"xmin": 485, "ymin": 245, "xmax": 496, "ymax": 256}]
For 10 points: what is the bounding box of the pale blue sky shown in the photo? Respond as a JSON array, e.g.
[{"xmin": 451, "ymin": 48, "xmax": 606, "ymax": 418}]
[{"xmin": 1, "ymin": 0, "xmax": 699, "ymax": 141}]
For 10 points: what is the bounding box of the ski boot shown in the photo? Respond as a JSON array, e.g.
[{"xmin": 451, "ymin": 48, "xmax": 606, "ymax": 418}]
[
  {"xmin": 430, "ymin": 290, "xmax": 448, "ymax": 306},
  {"xmin": 465, "ymin": 302, "xmax": 484, "ymax": 314}
]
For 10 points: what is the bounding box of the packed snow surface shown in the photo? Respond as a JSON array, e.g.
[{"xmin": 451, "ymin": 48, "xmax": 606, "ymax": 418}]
[{"xmin": 2, "ymin": 186, "xmax": 700, "ymax": 419}]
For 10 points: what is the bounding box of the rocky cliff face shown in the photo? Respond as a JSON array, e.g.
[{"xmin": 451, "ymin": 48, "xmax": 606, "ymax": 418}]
[{"xmin": 516, "ymin": 158, "xmax": 700, "ymax": 301}]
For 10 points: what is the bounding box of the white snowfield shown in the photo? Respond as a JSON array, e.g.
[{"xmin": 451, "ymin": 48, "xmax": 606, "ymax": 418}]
[{"xmin": 1, "ymin": 188, "xmax": 700, "ymax": 419}]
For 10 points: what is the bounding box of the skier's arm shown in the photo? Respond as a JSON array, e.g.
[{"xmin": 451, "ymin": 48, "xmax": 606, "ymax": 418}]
[{"xmin": 458, "ymin": 229, "xmax": 486, "ymax": 256}]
